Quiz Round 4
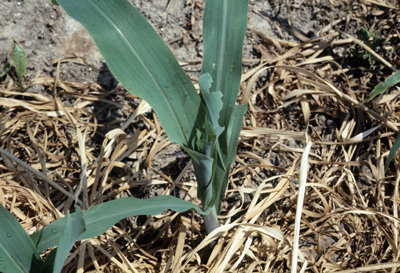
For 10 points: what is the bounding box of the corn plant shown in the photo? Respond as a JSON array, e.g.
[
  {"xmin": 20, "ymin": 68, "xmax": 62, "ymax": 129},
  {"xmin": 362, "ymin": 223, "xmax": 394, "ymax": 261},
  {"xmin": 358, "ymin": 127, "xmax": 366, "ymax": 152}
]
[
  {"xmin": 53, "ymin": 0, "xmax": 248, "ymax": 232},
  {"xmin": 0, "ymin": 0, "xmax": 248, "ymax": 271}
]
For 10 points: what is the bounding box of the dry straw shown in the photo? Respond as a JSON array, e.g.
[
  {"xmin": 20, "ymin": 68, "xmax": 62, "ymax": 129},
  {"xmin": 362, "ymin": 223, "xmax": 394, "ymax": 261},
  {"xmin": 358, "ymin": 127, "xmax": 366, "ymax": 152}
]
[{"xmin": 2, "ymin": 0, "xmax": 400, "ymax": 271}]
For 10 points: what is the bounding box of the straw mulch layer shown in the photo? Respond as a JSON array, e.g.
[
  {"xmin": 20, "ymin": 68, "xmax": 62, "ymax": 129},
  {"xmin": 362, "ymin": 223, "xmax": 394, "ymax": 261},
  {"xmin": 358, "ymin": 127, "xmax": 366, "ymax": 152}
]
[{"xmin": 1, "ymin": 1, "xmax": 400, "ymax": 272}]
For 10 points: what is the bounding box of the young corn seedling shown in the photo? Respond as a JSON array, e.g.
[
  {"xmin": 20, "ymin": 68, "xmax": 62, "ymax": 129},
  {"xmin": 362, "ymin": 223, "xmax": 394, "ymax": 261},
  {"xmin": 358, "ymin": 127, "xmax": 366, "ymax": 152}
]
[
  {"xmin": 54, "ymin": 0, "xmax": 248, "ymax": 233},
  {"xmin": 0, "ymin": 0, "xmax": 248, "ymax": 271}
]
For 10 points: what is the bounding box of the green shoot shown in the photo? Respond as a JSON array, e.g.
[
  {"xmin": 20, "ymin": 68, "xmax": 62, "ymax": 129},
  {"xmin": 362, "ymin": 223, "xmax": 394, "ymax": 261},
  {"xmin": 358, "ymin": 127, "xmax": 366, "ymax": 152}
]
[
  {"xmin": 365, "ymin": 70, "xmax": 400, "ymax": 102},
  {"xmin": 385, "ymin": 132, "xmax": 400, "ymax": 173},
  {"xmin": 11, "ymin": 40, "xmax": 27, "ymax": 91},
  {"xmin": 364, "ymin": 70, "xmax": 400, "ymax": 173}
]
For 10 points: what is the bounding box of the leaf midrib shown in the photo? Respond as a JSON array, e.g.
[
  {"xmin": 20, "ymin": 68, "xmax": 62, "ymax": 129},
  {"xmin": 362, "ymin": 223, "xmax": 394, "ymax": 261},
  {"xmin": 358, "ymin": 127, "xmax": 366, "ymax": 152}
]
[
  {"xmin": 215, "ymin": 0, "xmax": 229, "ymax": 95},
  {"xmin": 88, "ymin": 0, "xmax": 190, "ymax": 145}
]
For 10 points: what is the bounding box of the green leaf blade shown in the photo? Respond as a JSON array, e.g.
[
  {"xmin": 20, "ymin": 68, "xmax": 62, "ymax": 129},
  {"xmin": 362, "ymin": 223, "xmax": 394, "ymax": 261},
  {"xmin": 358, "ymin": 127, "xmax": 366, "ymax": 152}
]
[
  {"xmin": 183, "ymin": 147, "xmax": 215, "ymax": 208},
  {"xmin": 57, "ymin": 0, "xmax": 204, "ymax": 147},
  {"xmin": 212, "ymin": 104, "xmax": 247, "ymax": 213},
  {"xmin": 201, "ymin": 0, "xmax": 248, "ymax": 127},
  {"xmin": 385, "ymin": 131, "xmax": 400, "ymax": 173},
  {"xmin": 365, "ymin": 70, "xmax": 400, "ymax": 102},
  {"xmin": 12, "ymin": 41, "xmax": 27, "ymax": 89},
  {"xmin": 40, "ymin": 208, "xmax": 86, "ymax": 273},
  {"xmin": 225, "ymin": 104, "xmax": 248, "ymax": 169},
  {"xmin": 198, "ymin": 73, "xmax": 224, "ymax": 138},
  {"xmin": 31, "ymin": 196, "xmax": 205, "ymax": 253},
  {"xmin": 199, "ymin": 0, "xmax": 248, "ymax": 217},
  {"xmin": 0, "ymin": 205, "xmax": 42, "ymax": 273}
]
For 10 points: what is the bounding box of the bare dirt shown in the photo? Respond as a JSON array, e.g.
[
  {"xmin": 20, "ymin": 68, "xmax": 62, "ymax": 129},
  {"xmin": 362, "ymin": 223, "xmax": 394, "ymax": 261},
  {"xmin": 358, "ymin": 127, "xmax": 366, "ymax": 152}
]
[
  {"xmin": 0, "ymin": 0, "xmax": 325, "ymax": 82},
  {"xmin": 1, "ymin": 0, "xmax": 400, "ymax": 272}
]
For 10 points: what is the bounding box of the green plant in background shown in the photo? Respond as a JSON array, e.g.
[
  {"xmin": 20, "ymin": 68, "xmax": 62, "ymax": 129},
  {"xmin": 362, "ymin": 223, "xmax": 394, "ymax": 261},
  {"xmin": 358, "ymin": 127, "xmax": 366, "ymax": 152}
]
[
  {"xmin": 356, "ymin": 27, "xmax": 400, "ymax": 174},
  {"xmin": 364, "ymin": 69, "xmax": 400, "ymax": 172},
  {"xmin": 0, "ymin": 0, "xmax": 248, "ymax": 272},
  {"xmin": 365, "ymin": 70, "xmax": 400, "ymax": 103},
  {"xmin": 353, "ymin": 27, "xmax": 386, "ymax": 64},
  {"xmin": 0, "ymin": 41, "xmax": 27, "ymax": 89},
  {"xmin": 11, "ymin": 40, "xmax": 27, "ymax": 90}
]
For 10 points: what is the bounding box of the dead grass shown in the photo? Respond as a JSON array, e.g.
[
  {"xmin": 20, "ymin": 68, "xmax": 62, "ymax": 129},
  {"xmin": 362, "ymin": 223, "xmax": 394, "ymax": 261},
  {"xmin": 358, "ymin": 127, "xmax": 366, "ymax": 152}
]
[{"xmin": 1, "ymin": 0, "xmax": 400, "ymax": 272}]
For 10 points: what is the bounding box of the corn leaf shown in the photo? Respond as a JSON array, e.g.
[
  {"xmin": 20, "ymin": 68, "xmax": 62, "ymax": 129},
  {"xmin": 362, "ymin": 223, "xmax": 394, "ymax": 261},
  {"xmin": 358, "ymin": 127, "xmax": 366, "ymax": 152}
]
[
  {"xmin": 57, "ymin": 0, "xmax": 205, "ymax": 148},
  {"xmin": 183, "ymin": 147, "xmax": 215, "ymax": 208},
  {"xmin": 31, "ymin": 196, "xmax": 205, "ymax": 253},
  {"xmin": 40, "ymin": 208, "xmax": 86, "ymax": 273},
  {"xmin": 201, "ymin": 0, "xmax": 248, "ymax": 127},
  {"xmin": 200, "ymin": 0, "xmax": 248, "ymax": 214},
  {"xmin": 212, "ymin": 104, "xmax": 247, "ymax": 213},
  {"xmin": 40, "ymin": 249, "xmax": 57, "ymax": 273},
  {"xmin": 185, "ymin": 73, "xmax": 227, "ymax": 210},
  {"xmin": 365, "ymin": 70, "xmax": 400, "ymax": 102},
  {"xmin": 225, "ymin": 104, "xmax": 248, "ymax": 169},
  {"xmin": 0, "ymin": 204, "xmax": 43, "ymax": 273}
]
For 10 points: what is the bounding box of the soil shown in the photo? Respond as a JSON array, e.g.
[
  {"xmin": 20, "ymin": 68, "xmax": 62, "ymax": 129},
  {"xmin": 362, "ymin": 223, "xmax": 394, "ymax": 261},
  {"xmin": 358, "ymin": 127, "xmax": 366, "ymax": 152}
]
[
  {"xmin": 0, "ymin": 0, "xmax": 325, "ymax": 81},
  {"xmin": 1, "ymin": 0, "xmax": 400, "ymax": 272}
]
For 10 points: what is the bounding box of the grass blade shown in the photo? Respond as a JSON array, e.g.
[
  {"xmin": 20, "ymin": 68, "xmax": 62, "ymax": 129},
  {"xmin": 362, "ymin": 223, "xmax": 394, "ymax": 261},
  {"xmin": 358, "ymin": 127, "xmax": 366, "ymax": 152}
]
[
  {"xmin": 0, "ymin": 204, "xmax": 42, "ymax": 273},
  {"xmin": 57, "ymin": 0, "xmax": 205, "ymax": 147},
  {"xmin": 31, "ymin": 196, "xmax": 205, "ymax": 253},
  {"xmin": 365, "ymin": 70, "xmax": 400, "ymax": 102},
  {"xmin": 385, "ymin": 132, "xmax": 400, "ymax": 172}
]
